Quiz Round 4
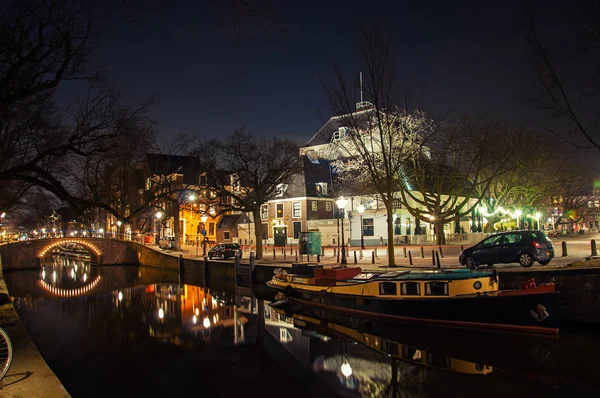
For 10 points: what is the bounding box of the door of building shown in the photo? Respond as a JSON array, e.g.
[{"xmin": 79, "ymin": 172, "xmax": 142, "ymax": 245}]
[{"xmin": 273, "ymin": 226, "xmax": 287, "ymax": 247}]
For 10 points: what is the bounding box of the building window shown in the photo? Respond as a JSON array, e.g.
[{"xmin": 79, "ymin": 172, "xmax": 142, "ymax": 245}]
[
  {"xmin": 326, "ymin": 202, "xmax": 331, "ymax": 211},
  {"xmin": 393, "ymin": 199, "xmax": 402, "ymax": 209},
  {"xmin": 224, "ymin": 231, "xmax": 230, "ymax": 240},
  {"xmin": 293, "ymin": 221, "xmax": 302, "ymax": 239},
  {"xmin": 261, "ymin": 223, "xmax": 268, "ymax": 239},
  {"xmin": 208, "ymin": 222, "xmax": 215, "ymax": 236},
  {"xmin": 312, "ymin": 201, "xmax": 317, "ymax": 211},
  {"xmin": 276, "ymin": 203, "xmax": 284, "ymax": 219},
  {"xmin": 275, "ymin": 184, "xmax": 288, "ymax": 197},
  {"xmin": 261, "ymin": 205, "xmax": 268, "ymax": 220},
  {"xmin": 363, "ymin": 218, "xmax": 374, "ymax": 236},
  {"xmin": 292, "ymin": 202, "xmax": 301, "ymax": 218},
  {"xmin": 315, "ymin": 182, "xmax": 327, "ymax": 196}
]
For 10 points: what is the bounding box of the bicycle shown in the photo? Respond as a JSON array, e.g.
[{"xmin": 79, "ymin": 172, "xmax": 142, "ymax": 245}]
[{"xmin": 0, "ymin": 326, "xmax": 12, "ymax": 382}]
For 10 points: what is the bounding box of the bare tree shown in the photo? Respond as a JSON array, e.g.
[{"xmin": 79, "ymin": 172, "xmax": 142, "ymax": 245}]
[
  {"xmin": 321, "ymin": 25, "xmax": 421, "ymax": 266},
  {"xmin": 400, "ymin": 116, "xmax": 521, "ymax": 244},
  {"xmin": 196, "ymin": 128, "xmax": 303, "ymax": 260},
  {"xmin": 520, "ymin": 4, "xmax": 600, "ymax": 154}
]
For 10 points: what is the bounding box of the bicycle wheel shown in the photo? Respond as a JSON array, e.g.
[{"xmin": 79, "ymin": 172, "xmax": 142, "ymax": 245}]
[{"xmin": 0, "ymin": 326, "xmax": 12, "ymax": 380}]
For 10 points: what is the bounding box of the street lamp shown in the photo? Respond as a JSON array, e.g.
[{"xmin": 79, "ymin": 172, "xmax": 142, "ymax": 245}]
[
  {"xmin": 336, "ymin": 197, "xmax": 348, "ymax": 266},
  {"xmin": 201, "ymin": 215, "xmax": 208, "ymax": 256}
]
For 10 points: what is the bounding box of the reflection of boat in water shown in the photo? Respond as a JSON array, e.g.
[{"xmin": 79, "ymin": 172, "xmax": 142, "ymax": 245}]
[
  {"xmin": 267, "ymin": 266, "xmax": 559, "ymax": 335},
  {"xmin": 270, "ymin": 306, "xmax": 494, "ymax": 376},
  {"xmin": 268, "ymin": 297, "xmax": 561, "ymax": 377}
]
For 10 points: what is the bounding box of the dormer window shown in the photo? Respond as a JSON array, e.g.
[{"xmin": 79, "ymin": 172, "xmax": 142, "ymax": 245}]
[
  {"xmin": 275, "ymin": 183, "xmax": 288, "ymax": 197},
  {"xmin": 315, "ymin": 182, "xmax": 328, "ymax": 196},
  {"xmin": 333, "ymin": 126, "xmax": 348, "ymax": 141}
]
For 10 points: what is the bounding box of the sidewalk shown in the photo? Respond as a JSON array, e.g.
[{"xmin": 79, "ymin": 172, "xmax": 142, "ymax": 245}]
[
  {"xmin": 172, "ymin": 236, "xmax": 598, "ymax": 272},
  {"xmin": 0, "ymin": 268, "xmax": 70, "ymax": 397}
]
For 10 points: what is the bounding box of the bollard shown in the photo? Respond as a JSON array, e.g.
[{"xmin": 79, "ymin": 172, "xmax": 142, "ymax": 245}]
[
  {"xmin": 592, "ymin": 239, "xmax": 598, "ymax": 257},
  {"xmin": 321, "ymin": 247, "xmax": 324, "ymax": 256},
  {"xmin": 436, "ymin": 251, "xmax": 441, "ymax": 269},
  {"xmin": 281, "ymin": 247, "xmax": 284, "ymax": 255},
  {"xmin": 439, "ymin": 246, "xmax": 444, "ymax": 258},
  {"xmin": 317, "ymin": 254, "xmax": 320, "ymax": 262},
  {"xmin": 408, "ymin": 251, "xmax": 413, "ymax": 265},
  {"xmin": 354, "ymin": 251, "xmax": 357, "ymax": 264},
  {"xmin": 283, "ymin": 250, "xmax": 286, "ymax": 261},
  {"xmin": 403, "ymin": 247, "xmax": 407, "ymax": 258},
  {"xmin": 372, "ymin": 251, "xmax": 375, "ymax": 264},
  {"xmin": 273, "ymin": 247, "xmax": 276, "ymax": 260},
  {"xmin": 295, "ymin": 250, "xmax": 298, "ymax": 262},
  {"xmin": 561, "ymin": 241, "xmax": 568, "ymax": 257},
  {"xmin": 420, "ymin": 246, "xmax": 424, "ymax": 258},
  {"xmin": 203, "ymin": 256, "xmax": 209, "ymax": 284},
  {"xmin": 291, "ymin": 246, "xmax": 293, "ymax": 255},
  {"xmin": 431, "ymin": 250, "xmax": 435, "ymax": 266}
]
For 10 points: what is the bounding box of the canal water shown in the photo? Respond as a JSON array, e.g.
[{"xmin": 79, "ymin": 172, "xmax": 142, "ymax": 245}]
[{"xmin": 5, "ymin": 253, "xmax": 600, "ymax": 397}]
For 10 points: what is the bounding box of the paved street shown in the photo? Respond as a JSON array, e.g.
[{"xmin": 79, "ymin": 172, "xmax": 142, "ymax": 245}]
[{"xmin": 175, "ymin": 231, "xmax": 600, "ymax": 272}]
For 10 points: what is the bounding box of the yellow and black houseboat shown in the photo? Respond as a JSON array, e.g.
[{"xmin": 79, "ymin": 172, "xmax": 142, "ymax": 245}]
[{"xmin": 267, "ymin": 266, "xmax": 559, "ymax": 335}]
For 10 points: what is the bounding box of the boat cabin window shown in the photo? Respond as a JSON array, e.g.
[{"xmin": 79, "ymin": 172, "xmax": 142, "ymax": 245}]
[
  {"xmin": 401, "ymin": 282, "xmax": 421, "ymax": 295},
  {"xmin": 381, "ymin": 340, "xmax": 398, "ymax": 356},
  {"xmin": 379, "ymin": 282, "xmax": 397, "ymax": 295},
  {"xmin": 427, "ymin": 353, "xmax": 450, "ymax": 369},
  {"xmin": 425, "ymin": 282, "xmax": 449, "ymax": 296},
  {"xmin": 402, "ymin": 346, "xmax": 423, "ymax": 362}
]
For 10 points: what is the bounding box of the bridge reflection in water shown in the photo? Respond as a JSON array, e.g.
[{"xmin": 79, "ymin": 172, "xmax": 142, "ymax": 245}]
[{"xmin": 3, "ymin": 248, "xmax": 600, "ymax": 397}]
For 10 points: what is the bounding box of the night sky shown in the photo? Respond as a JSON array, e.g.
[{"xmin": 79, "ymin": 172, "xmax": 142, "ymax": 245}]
[{"xmin": 89, "ymin": 0, "xmax": 576, "ymax": 145}]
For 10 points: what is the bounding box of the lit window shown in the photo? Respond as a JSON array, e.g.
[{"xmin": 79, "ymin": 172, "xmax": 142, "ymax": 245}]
[{"xmin": 312, "ymin": 201, "xmax": 317, "ymax": 211}]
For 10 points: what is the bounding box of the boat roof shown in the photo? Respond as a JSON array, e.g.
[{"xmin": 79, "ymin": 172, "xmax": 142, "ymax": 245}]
[{"xmin": 353, "ymin": 269, "xmax": 494, "ymax": 282}]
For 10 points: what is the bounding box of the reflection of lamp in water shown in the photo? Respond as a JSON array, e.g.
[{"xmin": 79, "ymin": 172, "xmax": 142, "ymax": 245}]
[
  {"xmin": 158, "ymin": 308, "xmax": 164, "ymax": 319},
  {"xmin": 341, "ymin": 358, "xmax": 352, "ymax": 377},
  {"xmin": 195, "ymin": 307, "xmax": 200, "ymax": 316},
  {"xmin": 203, "ymin": 316, "xmax": 210, "ymax": 328},
  {"xmin": 118, "ymin": 291, "xmax": 123, "ymax": 301}
]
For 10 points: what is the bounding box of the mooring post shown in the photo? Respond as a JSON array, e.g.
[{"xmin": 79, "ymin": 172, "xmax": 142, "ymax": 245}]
[
  {"xmin": 295, "ymin": 250, "xmax": 298, "ymax": 262},
  {"xmin": 436, "ymin": 251, "xmax": 441, "ymax": 269},
  {"xmin": 317, "ymin": 254, "xmax": 320, "ymax": 262},
  {"xmin": 354, "ymin": 251, "xmax": 357, "ymax": 264},
  {"xmin": 372, "ymin": 251, "xmax": 375, "ymax": 264},
  {"xmin": 592, "ymin": 239, "xmax": 598, "ymax": 257},
  {"xmin": 420, "ymin": 246, "xmax": 424, "ymax": 258},
  {"xmin": 272, "ymin": 247, "xmax": 276, "ymax": 260},
  {"xmin": 403, "ymin": 247, "xmax": 407, "ymax": 258},
  {"xmin": 408, "ymin": 251, "xmax": 413, "ymax": 265},
  {"xmin": 439, "ymin": 246, "xmax": 444, "ymax": 258},
  {"xmin": 431, "ymin": 250, "xmax": 435, "ymax": 266},
  {"xmin": 561, "ymin": 241, "xmax": 568, "ymax": 257},
  {"xmin": 249, "ymin": 251, "xmax": 255, "ymax": 282}
]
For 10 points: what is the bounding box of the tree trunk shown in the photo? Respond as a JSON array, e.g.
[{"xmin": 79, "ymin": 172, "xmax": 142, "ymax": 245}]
[
  {"xmin": 252, "ymin": 208, "xmax": 264, "ymax": 260},
  {"xmin": 385, "ymin": 205, "xmax": 396, "ymax": 267},
  {"xmin": 435, "ymin": 221, "xmax": 446, "ymax": 245}
]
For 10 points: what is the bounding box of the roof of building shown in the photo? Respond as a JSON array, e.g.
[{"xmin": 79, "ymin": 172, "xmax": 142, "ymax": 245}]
[
  {"xmin": 304, "ymin": 108, "xmax": 376, "ymax": 147},
  {"xmin": 279, "ymin": 156, "xmax": 333, "ymax": 199},
  {"xmin": 217, "ymin": 214, "xmax": 242, "ymax": 229},
  {"xmin": 146, "ymin": 153, "xmax": 200, "ymax": 185}
]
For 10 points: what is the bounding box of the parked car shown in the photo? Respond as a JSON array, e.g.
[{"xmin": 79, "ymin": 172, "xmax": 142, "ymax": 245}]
[
  {"xmin": 459, "ymin": 230, "xmax": 554, "ymax": 269},
  {"xmin": 208, "ymin": 243, "xmax": 241, "ymax": 260},
  {"xmin": 158, "ymin": 236, "xmax": 176, "ymax": 249}
]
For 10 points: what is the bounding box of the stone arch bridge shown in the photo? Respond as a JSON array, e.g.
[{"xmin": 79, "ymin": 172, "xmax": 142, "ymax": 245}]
[{"xmin": 0, "ymin": 238, "xmax": 142, "ymax": 270}]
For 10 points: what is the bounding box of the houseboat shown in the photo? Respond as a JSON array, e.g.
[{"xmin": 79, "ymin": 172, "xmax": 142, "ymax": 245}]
[{"xmin": 266, "ymin": 265, "xmax": 559, "ymax": 335}]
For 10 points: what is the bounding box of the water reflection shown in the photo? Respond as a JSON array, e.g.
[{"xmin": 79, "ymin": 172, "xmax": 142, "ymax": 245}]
[{"xmin": 4, "ymin": 264, "xmax": 600, "ymax": 398}]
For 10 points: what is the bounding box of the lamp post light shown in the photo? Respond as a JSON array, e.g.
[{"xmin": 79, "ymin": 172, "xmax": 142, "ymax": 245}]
[
  {"xmin": 155, "ymin": 211, "xmax": 164, "ymax": 243},
  {"xmin": 336, "ymin": 197, "xmax": 348, "ymax": 266},
  {"xmin": 201, "ymin": 215, "xmax": 208, "ymax": 257}
]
